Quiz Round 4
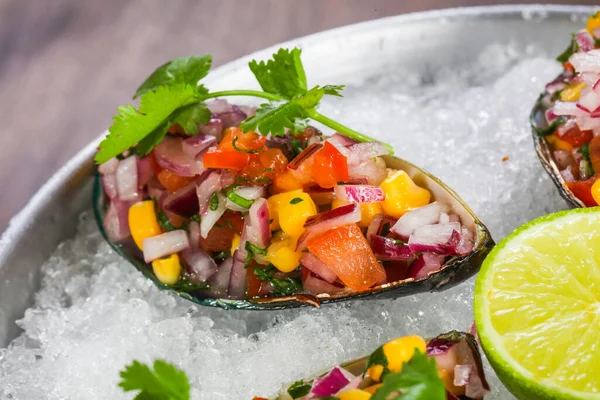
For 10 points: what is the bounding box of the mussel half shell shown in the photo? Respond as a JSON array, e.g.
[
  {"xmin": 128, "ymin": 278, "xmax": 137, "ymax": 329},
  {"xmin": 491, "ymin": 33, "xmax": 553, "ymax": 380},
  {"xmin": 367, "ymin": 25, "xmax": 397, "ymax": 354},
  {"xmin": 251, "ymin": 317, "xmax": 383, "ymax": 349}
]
[
  {"xmin": 93, "ymin": 154, "xmax": 494, "ymax": 310},
  {"xmin": 530, "ymin": 88, "xmax": 585, "ymax": 208},
  {"xmin": 272, "ymin": 330, "xmax": 490, "ymax": 400}
]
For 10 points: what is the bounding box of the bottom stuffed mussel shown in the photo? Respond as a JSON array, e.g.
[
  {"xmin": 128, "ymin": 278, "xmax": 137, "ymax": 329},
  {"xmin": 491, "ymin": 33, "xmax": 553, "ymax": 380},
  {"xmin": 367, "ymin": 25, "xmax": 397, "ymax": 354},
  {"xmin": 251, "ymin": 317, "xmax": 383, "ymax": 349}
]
[{"xmin": 258, "ymin": 331, "xmax": 490, "ymax": 400}]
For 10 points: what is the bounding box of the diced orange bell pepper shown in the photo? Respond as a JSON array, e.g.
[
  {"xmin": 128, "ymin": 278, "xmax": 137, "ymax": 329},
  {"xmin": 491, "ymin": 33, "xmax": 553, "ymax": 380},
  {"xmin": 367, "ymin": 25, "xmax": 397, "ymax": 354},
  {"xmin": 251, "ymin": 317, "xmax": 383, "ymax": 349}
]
[
  {"xmin": 312, "ymin": 142, "xmax": 349, "ymax": 188},
  {"xmin": 307, "ymin": 224, "xmax": 386, "ymax": 291},
  {"xmin": 203, "ymin": 150, "xmax": 251, "ymax": 170},
  {"xmin": 566, "ymin": 178, "xmax": 598, "ymax": 207},
  {"xmin": 157, "ymin": 169, "xmax": 195, "ymax": 193},
  {"xmin": 218, "ymin": 127, "xmax": 266, "ymax": 152}
]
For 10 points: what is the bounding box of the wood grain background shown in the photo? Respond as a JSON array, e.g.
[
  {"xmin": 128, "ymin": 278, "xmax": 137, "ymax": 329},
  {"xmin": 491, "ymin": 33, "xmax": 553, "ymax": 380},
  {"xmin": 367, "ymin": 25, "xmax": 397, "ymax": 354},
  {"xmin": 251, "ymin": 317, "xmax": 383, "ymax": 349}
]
[{"xmin": 0, "ymin": 0, "xmax": 596, "ymax": 232}]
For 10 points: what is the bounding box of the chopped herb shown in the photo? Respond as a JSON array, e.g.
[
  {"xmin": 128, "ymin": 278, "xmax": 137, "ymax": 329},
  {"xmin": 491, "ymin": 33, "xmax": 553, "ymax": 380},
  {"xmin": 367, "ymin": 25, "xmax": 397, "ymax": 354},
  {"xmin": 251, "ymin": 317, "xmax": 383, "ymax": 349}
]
[
  {"xmin": 236, "ymin": 176, "xmax": 249, "ymax": 183},
  {"xmin": 226, "ymin": 191, "xmax": 254, "ymax": 209},
  {"xmin": 244, "ymin": 241, "xmax": 267, "ymax": 267},
  {"xmin": 213, "ymin": 251, "xmax": 231, "ymax": 262},
  {"xmin": 578, "ymin": 143, "xmax": 591, "ymax": 159},
  {"xmin": 169, "ymin": 279, "xmax": 210, "ymax": 292},
  {"xmin": 290, "ymin": 197, "xmax": 304, "ymax": 205},
  {"xmin": 557, "ymin": 33, "xmax": 577, "ymax": 64},
  {"xmin": 209, "ymin": 192, "xmax": 219, "ymax": 211},
  {"xmin": 189, "ymin": 214, "xmax": 201, "ymax": 222},
  {"xmin": 269, "ymin": 218, "xmax": 274, "ymax": 224},
  {"xmin": 551, "ymin": 89, "xmax": 563, "ymax": 102},
  {"xmin": 232, "ymin": 135, "xmax": 264, "ymax": 154},
  {"xmin": 262, "ymin": 167, "xmax": 275, "ymax": 172},
  {"xmin": 530, "ymin": 103, "xmax": 567, "ymax": 136},
  {"xmin": 381, "ymin": 222, "xmax": 391, "ymax": 237},
  {"xmin": 578, "ymin": 144, "xmax": 593, "ymax": 177},
  {"xmin": 153, "ymin": 199, "xmax": 176, "ymax": 231},
  {"xmin": 290, "ymin": 138, "xmax": 305, "ymax": 157},
  {"xmin": 271, "ymin": 277, "xmax": 302, "ymax": 296},
  {"xmin": 254, "ymin": 264, "xmax": 277, "ymax": 281},
  {"xmin": 119, "ymin": 359, "xmax": 191, "ymax": 400},
  {"xmin": 256, "ymin": 176, "xmax": 271, "ymax": 184},
  {"xmin": 287, "ymin": 381, "xmax": 312, "ymax": 399},
  {"xmin": 394, "ymin": 239, "xmax": 406, "ymax": 245},
  {"xmin": 365, "ymin": 345, "xmax": 390, "ymax": 379}
]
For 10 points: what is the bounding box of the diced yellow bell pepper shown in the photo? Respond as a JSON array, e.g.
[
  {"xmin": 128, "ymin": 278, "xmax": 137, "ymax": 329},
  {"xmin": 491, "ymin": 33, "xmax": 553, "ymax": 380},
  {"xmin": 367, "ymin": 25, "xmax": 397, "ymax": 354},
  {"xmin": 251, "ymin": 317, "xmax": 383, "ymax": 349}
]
[
  {"xmin": 337, "ymin": 389, "xmax": 372, "ymax": 400},
  {"xmin": 367, "ymin": 335, "xmax": 427, "ymax": 382},
  {"xmin": 588, "ymin": 11, "xmax": 600, "ymax": 35},
  {"xmin": 128, "ymin": 200, "xmax": 162, "ymax": 250},
  {"xmin": 363, "ymin": 384, "xmax": 382, "ymax": 394},
  {"xmin": 151, "ymin": 253, "xmax": 181, "ymax": 285},
  {"xmin": 591, "ymin": 179, "xmax": 600, "ymax": 205},
  {"xmin": 267, "ymin": 189, "xmax": 305, "ymax": 230},
  {"xmin": 277, "ymin": 192, "xmax": 317, "ymax": 237},
  {"xmin": 546, "ymin": 133, "xmax": 574, "ymax": 151},
  {"xmin": 231, "ymin": 233, "xmax": 241, "ymax": 255},
  {"xmin": 380, "ymin": 170, "xmax": 430, "ymax": 218},
  {"xmin": 560, "ymin": 82, "xmax": 587, "ymax": 102},
  {"xmin": 332, "ymin": 200, "xmax": 382, "ymax": 228},
  {"xmin": 265, "ymin": 235, "xmax": 302, "ymax": 273}
]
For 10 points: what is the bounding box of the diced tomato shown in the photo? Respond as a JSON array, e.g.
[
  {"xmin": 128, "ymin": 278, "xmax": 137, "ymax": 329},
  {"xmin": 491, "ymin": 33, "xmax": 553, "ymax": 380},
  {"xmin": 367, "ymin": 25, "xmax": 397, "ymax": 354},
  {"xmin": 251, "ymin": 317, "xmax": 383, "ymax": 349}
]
[
  {"xmin": 560, "ymin": 126, "xmax": 593, "ymax": 147},
  {"xmin": 203, "ymin": 150, "xmax": 251, "ymax": 170},
  {"xmin": 384, "ymin": 261, "xmax": 411, "ymax": 283},
  {"xmin": 589, "ymin": 136, "xmax": 600, "ymax": 175},
  {"xmin": 312, "ymin": 142, "xmax": 349, "ymax": 188},
  {"xmin": 307, "ymin": 224, "xmax": 386, "ymax": 291},
  {"xmin": 148, "ymin": 153, "xmax": 163, "ymax": 175},
  {"xmin": 566, "ymin": 178, "xmax": 598, "ymax": 207},
  {"xmin": 239, "ymin": 148, "xmax": 288, "ymax": 185},
  {"xmin": 198, "ymin": 211, "xmax": 244, "ymax": 252},
  {"xmin": 563, "ymin": 62, "xmax": 575, "ymax": 72},
  {"xmin": 247, "ymin": 264, "xmax": 272, "ymax": 298},
  {"xmin": 218, "ymin": 127, "xmax": 266, "ymax": 152},
  {"xmin": 156, "ymin": 169, "xmax": 195, "ymax": 193}
]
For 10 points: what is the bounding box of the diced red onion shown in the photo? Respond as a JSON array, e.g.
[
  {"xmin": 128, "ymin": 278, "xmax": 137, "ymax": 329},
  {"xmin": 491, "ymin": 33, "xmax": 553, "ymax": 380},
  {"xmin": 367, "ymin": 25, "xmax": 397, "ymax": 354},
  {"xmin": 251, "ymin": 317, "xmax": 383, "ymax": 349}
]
[
  {"xmin": 116, "ymin": 155, "xmax": 139, "ymax": 201},
  {"xmin": 569, "ymin": 49, "xmax": 600, "ymax": 74},
  {"xmin": 137, "ymin": 157, "xmax": 154, "ymax": 188},
  {"xmin": 235, "ymin": 186, "xmax": 266, "ymax": 200},
  {"xmin": 408, "ymin": 223, "xmax": 461, "ymax": 255},
  {"xmin": 163, "ymin": 180, "xmax": 201, "ymax": 217},
  {"xmin": 246, "ymin": 198, "xmax": 270, "ymax": 248},
  {"xmin": 182, "ymin": 134, "xmax": 217, "ymax": 158},
  {"xmin": 553, "ymin": 101, "xmax": 589, "ymax": 117},
  {"xmin": 370, "ymin": 235, "xmax": 414, "ymax": 261},
  {"xmin": 300, "ymin": 253, "xmax": 338, "ymax": 283},
  {"xmin": 310, "ymin": 366, "xmax": 354, "ymax": 397},
  {"xmin": 209, "ymin": 257, "xmax": 233, "ymax": 296},
  {"xmin": 454, "ymin": 364, "xmax": 474, "ymax": 387},
  {"xmin": 346, "ymin": 142, "xmax": 390, "ymax": 165},
  {"xmin": 287, "ymin": 142, "xmax": 322, "ymax": 170},
  {"xmin": 102, "ymin": 174, "xmax": 118, "ymax": 200},
  {"xmin": 553, "ymin": 150, "xmax": 574, "ymax": 169},
  {"xmin": 560, "ymin": 166, "xmax": 576, "ymax": 182},
  {"xmin": 267, "ymin": 136, "xmax": 294, "ymax": 160},
  {"xmin": 212, "ymin": 104, "xmax": 246, "ymax": 128},
  {"xmin": 545, "ymin": 108, "xmax": 559, "ymax": 124},
  {"xmin": 544, "ymin": 80, "xmax": 567, "ymax": 95},
  {"xmin": 327, "ymin": 133, "xmax": 357, "ymax": 147},
  {"xmin": 187, "ymin": 221, "xmax": 200, "ymax": 250},
  {"xmin": 334, "ymin": 185, "xmax": 384, "ymax": 203},
  {"xmin": 220, "ymin": 169, "xmax": 237, "ymax": 187},
  {"xmin": 296, "ymin": 204, "xmax": 362, "ymax": 251},
  {"xmin": 303, "ymin": 183, "xmax": 336, "ymax": 205},
  {"xmin": 578, "ymin": 88, "xmax": 600, "ymax": 114},
  {"xmin": 348, "ymin": 157, "xmax": 387, "ymax": 185},
  {"xmin": 238, "ymin": 105, "xmax": 256, "ymax": 118},
  {"xmin": 154, "ymin": 136, "xmax": 205, "ymax": 177},
  {"xmin": 391, "ymin": 202, "xmax": 449, "ymax": 239},
  {"xmin": 557, "ymin": 118, "xmax": 577, "ymax": 136},
  {"xmin": 199, "ymin": 118, "xmax": 224, "ymax": 142},
  {"xmin": 206, "ymin": 99, "xmax": 230, "ymax": 114},
  {"xmin": 181, "ymin": 247, "xmax": 217, "ymax": 281},
  {"xmin": 307, "ymin": 135, "xmax": 323, "ymax": 146},
  {"xmin": 200, "ymin": 192, "xmax": 226, "ymax": 238},
  {"xmin": 103, "ymin": 199, "xmax": 132, "ymax": 242},
  {"xmin": 439, "ymin": 212, "xmax": 450, "ymax": 225},
  {"xmin": 455, "ymin": 226, "xmax": 474, "ymax": 256},
  {"xmin": 335, "ymin": 376, "xmax": 362, "ymax": 395},
  {"xmin": 228, "ymin": 251, "xmax": 248, "ymax": 299},
  {"xmin": 576, "ymin": 30, "xmax": 595, "ymax": 52},
  {"xmin": 98, "ymin": 157, "xmax": 119, "ymax": 175},
  {"xmin": 366, "ymin": 213, "xmax": 385, "ymax": 240},
  {"xmin": 143, "ymin": 230, "xmax": 190, "ymax": 263},
  {"xmin": 303, "ymin": 271, "xmax": 346, "ymax": 295},
  {"xmin": 196, "ymin": 171, "xmax": 222, "ymax": 215},
  {"xmin": 408, "ymin": 252, "xmax": 445, "ymax": 279}
]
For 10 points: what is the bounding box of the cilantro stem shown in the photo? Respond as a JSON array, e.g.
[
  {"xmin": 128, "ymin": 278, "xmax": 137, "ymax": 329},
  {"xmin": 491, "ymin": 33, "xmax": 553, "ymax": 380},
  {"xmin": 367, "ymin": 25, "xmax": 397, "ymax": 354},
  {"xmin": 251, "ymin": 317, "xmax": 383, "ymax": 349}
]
[
  {"xmin": 307, "ymin": 110, "xmax": 395, "ymax": 154},
  {"xmin": 204, "ymin": 90, "xmax": 284, "ymax": 102}
]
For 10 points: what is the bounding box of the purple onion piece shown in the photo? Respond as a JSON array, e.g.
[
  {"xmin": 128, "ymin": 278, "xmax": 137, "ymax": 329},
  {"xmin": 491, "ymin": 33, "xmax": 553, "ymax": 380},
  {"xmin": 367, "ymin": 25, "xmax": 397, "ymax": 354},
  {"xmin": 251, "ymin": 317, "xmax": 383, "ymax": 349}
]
[
  {"xmin": 142, "ymin": 230, "xmax": 190, "ymax": 263},
  {"xmin": 181, "ymin": 248, "xmax": 218, "ymax": 281},
  {"xmin": 247, "ymin": 198, "xmax": 270, "ymax": 248},
  {"xmin": 334, "ymin": 184, "xmax": 384, "ymax": 203},
  {"xmin": 300, "ymin": 253, "xmax": 338, "ymax": 283},
  {"xmin": 209, "ymin": 257, "xmax": 233, "ymax": 296},
  {"xmin": 309, "ymin": 366, "xmax": 354, "ymax": 397},
  {"xmin": 296, "ymin": 204, "xmax": 362, "ymax": 251},
  {"xmin": 116, "ymin": 155, "xmax": 139, "ymax": 201},
  {"xmin": 391, "ymin": 202, "xmax": 449, "ymax": 238},
  {"xmin": 182, "ymin": 134, "xmax": 217, "ymax": 158},
  {"xmin": 407, "ymin": 252, "xmax": 445, "ymax": 279},
  {"xmin": 227, "ymin": 251, "xmax": 248, "ymax": 299},
  {"xmin": 370, "ymin": 235, "xmax": 414, "ymax": 261}
]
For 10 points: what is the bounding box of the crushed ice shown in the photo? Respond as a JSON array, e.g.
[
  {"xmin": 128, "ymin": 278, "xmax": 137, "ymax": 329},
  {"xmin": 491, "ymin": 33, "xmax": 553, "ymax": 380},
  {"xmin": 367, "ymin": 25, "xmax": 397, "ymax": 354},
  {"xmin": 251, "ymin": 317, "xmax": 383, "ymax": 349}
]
[{"xmin": 0, "ymin": 43, "xmax": 565, "ymax": 399}]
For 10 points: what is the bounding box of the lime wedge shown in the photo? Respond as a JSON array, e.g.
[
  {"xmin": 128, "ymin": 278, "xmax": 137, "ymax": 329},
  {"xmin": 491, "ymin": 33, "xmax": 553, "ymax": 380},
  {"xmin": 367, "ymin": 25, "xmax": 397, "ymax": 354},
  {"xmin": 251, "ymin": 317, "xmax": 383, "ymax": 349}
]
[{"xmin": 474, "ymin": 208, "xmax": 600, "ymax": 400}]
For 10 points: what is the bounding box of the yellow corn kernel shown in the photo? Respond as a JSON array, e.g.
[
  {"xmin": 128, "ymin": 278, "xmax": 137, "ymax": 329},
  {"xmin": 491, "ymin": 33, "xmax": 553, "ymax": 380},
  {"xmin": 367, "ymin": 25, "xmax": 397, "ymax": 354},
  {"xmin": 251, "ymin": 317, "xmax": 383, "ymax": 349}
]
[
  {"xmin": 588, "ymin": 11, "xmax": 600, "ymax": 34},
  {"xmin": 382, "ymin": 335, "xmax": 427, "ymax": 373},
  {"xmin": 278, "ymin": 193, "xmax": 317, "ymax": 237},
  {"xmin": 267, "ymin": 189, "xmax": 305, "ymax": 230},
  {"xmin": 231, "ymin": 233, "xmax": 241, "ymax": 255},
  {"xmin": 128, "ymin": 200, "xmax": 162, "ymax": 250},
  {"xmin": 337, "ymin": 389, "xmax": 372, "ymax": 400},
  {"xmin": 151, "ymin": 254, "xmax": 181, "ymax": 285},
  {"xmin": 363, "ymin": 384, "xmax": 382, "ymax": 394},
  {"xmin": 332, "ymin": 200, "xmax": 382, "ymax": 228},
  {"xmin": 265, "ymin": 236, "xmax": 302, "ymax": 273},
  {"xmin": 560, "ymin": 82, "xmax": 587, "ymax": 102},
  {"xmin": 546, "ymin": 134, "xmax": 574, "ymax": 151},
  {"xmin": 380, "ymin": 170, "xmax": 430, "ymax": 218},
  {"xmin": 591, "ymin": 179, "xmax": 600, "ymax": 205}
]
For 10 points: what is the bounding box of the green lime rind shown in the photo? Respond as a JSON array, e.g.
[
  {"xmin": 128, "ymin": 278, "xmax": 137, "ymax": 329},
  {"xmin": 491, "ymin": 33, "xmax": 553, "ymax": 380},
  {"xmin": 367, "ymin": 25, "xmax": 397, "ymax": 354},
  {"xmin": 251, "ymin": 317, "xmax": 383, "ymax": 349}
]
[{"xmin": 474, "ymin": 207, "xmax": 600, "ymax": 400}]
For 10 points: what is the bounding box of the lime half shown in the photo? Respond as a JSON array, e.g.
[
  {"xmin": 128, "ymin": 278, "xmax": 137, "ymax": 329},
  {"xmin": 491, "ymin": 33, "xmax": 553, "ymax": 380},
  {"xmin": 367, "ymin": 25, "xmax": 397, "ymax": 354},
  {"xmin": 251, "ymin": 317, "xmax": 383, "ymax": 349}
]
[{"xmin": 474, "ymin": 208, "xmax": 600, "ymax": 400}]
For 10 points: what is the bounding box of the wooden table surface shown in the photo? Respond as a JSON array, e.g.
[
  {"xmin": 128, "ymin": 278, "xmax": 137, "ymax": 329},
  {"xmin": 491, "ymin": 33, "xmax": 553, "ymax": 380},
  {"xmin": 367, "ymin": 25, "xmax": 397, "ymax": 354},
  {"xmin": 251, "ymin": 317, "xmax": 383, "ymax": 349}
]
[{"xmin": 0, "ymin": 0, "xmax": 596, "ymax": 232}]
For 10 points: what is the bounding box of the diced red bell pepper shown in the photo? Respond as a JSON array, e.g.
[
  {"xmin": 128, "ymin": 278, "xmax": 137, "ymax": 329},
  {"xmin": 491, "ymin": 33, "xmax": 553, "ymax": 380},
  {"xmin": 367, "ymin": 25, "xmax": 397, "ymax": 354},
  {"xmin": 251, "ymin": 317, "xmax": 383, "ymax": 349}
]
[
  {"xmin": 560, "ymin": 126, "xmax": 593, "ymax": 147},
  {"xmin": 312, "ymin": 141, "xmax": 349, "ymax": 188},
  {"xmin": 307, "ymin": 223, "xmax": 386, "ymax": 291},
  {"xmin": 203, "ymin": 150, "xmax": 251, "ymax": 170},
  {"xmin": 566, "ymin": 178, "xmax": 598, "ymax": 206}
]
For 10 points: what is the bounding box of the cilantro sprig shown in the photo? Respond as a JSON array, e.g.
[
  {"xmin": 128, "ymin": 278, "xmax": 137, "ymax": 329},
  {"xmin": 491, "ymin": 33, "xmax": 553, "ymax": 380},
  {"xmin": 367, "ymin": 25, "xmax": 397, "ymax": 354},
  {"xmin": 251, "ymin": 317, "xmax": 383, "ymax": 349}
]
[
  {"xmin": 95, "ymin": 48, "xmax": 392, "ymax": 164},
  {"xmin": 119, "ymin": 360, "xmax": 190, "ymax": 400}
]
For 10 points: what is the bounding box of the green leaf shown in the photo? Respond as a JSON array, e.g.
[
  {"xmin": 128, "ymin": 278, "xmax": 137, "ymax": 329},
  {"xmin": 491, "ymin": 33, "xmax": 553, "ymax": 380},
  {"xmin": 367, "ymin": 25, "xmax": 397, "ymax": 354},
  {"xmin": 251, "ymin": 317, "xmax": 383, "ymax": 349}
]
[
  {"xmin": 135, "ymin": 55, "xmax": 212, "ymax": 98},
  {"xmin": 154, "ymin": 200, "xmax": 177, "ymax": 232},
  {"xmin": 254, "ymin": 264, "xmax": 277, "ymax": 281},
  {"xmin": 365, "ymin": 345, "xmax": 389, "ymax": 379},
  {"xmin": 248, "ymin": 48, "xmax": 307, "ymax": 99},
  {"xmin": 169, "ymin": 279, "xmax": 210, "ymax": 293},
  {"xmin": 209, "ymin": 192, "xmax": 219, "ymax": 211},
  {"xmin": 173, "ymin": 103, "xmax": 211, "ymax": 135},
  {"xmin": 119, "ymin": 360, "xmax": 190, "ymax": 400},
  {"xmin": 370, "ymin": 350, "xmax": 446, "ymax": 400},
  {"xmin": 287, "ymin": 380, "xmax": 312, "ymax": 399},
  {"xmin": 271, "ymin": 277, "xmax": 302, "ymax": 296},
  {"xmin": 96, "ymin": 84, "xmax": 198, "ymax": 163},
  {"xmin": 226, "ymin": 190, "xmax": 255, "ymax": 209},
  {"xmin": 290, "ymin": 197, "xmax": 304, "ymax": 205},
  {"xmin": 240, "ymin": 101, "xmax": 306, "ymax": 136},
  {"xmin": 557, "ymin": 34, "xmax": 577, "ymax": 64},
  {"xmin": 213, "ymin": 251, "xmax": 231, "ymax": 262}
]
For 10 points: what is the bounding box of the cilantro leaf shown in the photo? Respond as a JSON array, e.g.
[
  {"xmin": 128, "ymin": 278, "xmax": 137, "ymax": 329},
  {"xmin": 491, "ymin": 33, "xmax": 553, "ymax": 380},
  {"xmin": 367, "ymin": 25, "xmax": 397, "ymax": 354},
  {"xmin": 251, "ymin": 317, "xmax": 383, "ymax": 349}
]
[
  {"xmin": 119, "ymin": 360, "xmax": 190, "ymax": 400},
  {"xmin": 371, "ymin": 350, "xmax": 445, "ymax": 400},
  {"xmin": 254, "ymin": 264, "xmax": 277, "ymax": 281},
  {"xmin": 287, "ymin": 380, "xmax": 311, "ymax": 399},
  {"xmin": 96, "ymin": 84, "xmax": 198, "ymax": 163},
  {"xmin": 557, "ymin": 34, "xmax": 577, "ymax": 64},
  {"xmin": 249, "ymin": 48, "xmax": 307, "ymax": 99},
  {"xmin": 172, "ymin": 102, "xmax": 211, "ymax": 135},
  {"xmin": 135, "ymin": 55, "xmax": 212, "ymax": 98},
  {"xmin": 271, "ymin": 277, "xmax": 302, "ymax": 296}
]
